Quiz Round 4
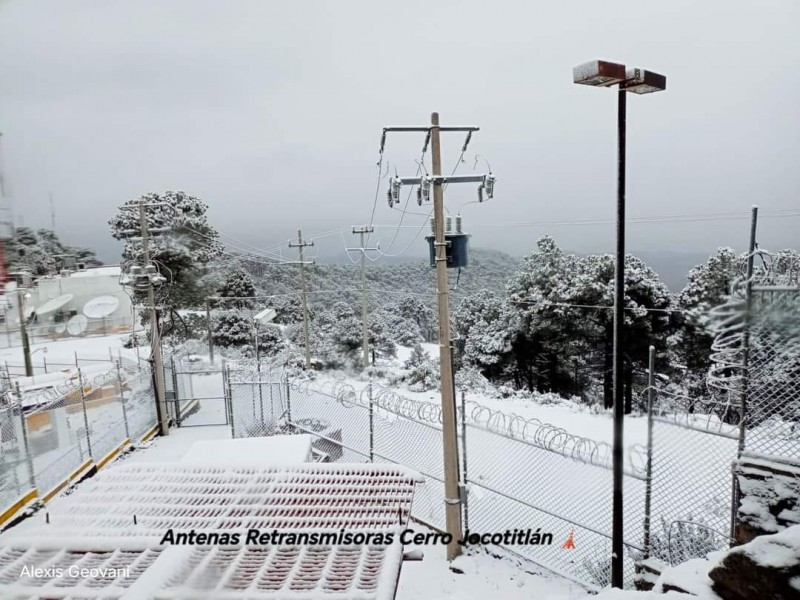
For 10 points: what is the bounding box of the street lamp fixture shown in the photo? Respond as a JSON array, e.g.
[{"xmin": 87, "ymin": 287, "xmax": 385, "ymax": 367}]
[
  {"xmin": 624, "ymin": 68, "xmax": 666, "ymax": 95},
  {"xmin": 573, "ymin": 58, "xmax": 666, "ymax": 589},
  {"xmin": 573, "ymin": 60, "xmax": 627, "ymax": 87}
]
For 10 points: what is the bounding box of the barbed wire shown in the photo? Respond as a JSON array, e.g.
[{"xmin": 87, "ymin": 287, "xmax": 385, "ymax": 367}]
[{"xmin": 282, "ymin": 377, "xmax": 647, "ymax": 476}]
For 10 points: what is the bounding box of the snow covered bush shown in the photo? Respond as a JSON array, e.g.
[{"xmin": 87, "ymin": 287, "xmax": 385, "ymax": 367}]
[
  {"xmin": 256, "ymin": 323, "xmax": 286, "ymax": 357},
  {"xmin": 404, "ymin": 343, "xmax": 439, "ymax": 391},
  {"xmin": 647, "ymin": 516, "xmax": 725, "ymax": 565},
  {"xmin": 454, "ymin": 365, "xmax": 494, "ymax": 394},
  {"xmin": 396, "ymin": 296, "xmax": 435, "ymax": 341},
  {"xmin": 216, "ymin": 268, "xmax": 256, "ymax": 308},
  {"xmin": 272, "ymin": 296, "xmax": 304, "ymax": 324},
  {"xmin": 123, "ymin": 331, "xmax": 148, "ymax": 349},
  {"xmin": 212, "ymin": 309, "xmax": 252, "ymax": 348},
  {"xmin": 164, "ymin": 312, "xmax": 207, "ymax": 343}
]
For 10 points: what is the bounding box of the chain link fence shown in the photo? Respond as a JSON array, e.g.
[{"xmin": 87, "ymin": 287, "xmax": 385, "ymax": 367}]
[
  {"xmin": 745, "ymin": 288, "xmax": 800, "ymax": 461},
  {"xmin": 646, "ymin": 391, "xmax": 739, "ymax": 567},
  {"xmin": 227, "ymin": 365, "xmax": 284, "ymax": 437},
  {"xmin": 226, "ymin": 372, "xmax": 656, "ymax": 587},
  {"xmin": 167, "ymin": 360, "xmax": 230, "ymax": 427},
  {"xmin": 0, "ymin": 355, "xmax": 158, "ymax": 527}
]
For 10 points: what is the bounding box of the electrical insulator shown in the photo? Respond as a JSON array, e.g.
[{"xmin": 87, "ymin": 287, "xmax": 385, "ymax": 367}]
[
  {"xmin": 445, "ymin": 216, "xmax": 452, "ymax": 233},
  {"xmin": 484, "ymin": 174, "xmax": 496, "ymax": 200},
  {"xmin": 477, "ymin": 184, "xmax": 485, "ymax": 203},
  {"xmin": 387, "ymin": 188, "xmax": 394, "ymax": 208},
  {"xmin": 430, "ymin": 218, "xmax": 435, "ymax": 234},
  {"xmin": 420, "ymin": 177, "xmax": 431, "ymax": 203},
  {"xmin": 455, "ymin": 215, "xmax": 463, "ymax": 234},
  {"xmin": 416, "ymin": 187, "xmax": 422, "ymax": 206},
  {"xmin": 390, "ymin": 177, "xmax": 402, "ymax": 204}
]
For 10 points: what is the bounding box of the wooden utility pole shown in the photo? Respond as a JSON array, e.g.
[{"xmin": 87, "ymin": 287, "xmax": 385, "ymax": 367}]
[
  {"xmin": 380, "ymin": 115, "xmax": 487, "ymax": 561},
  {"xmin": 430, "ymin": 112, "xmax": 463, "ymax": 560},
  {"xmin": 139, "ymin": 203, "xmax": 169, "ymax": 436},
  {"xmin": 206, "ymin": 297, "xmax": 214, "ymax": 363},
  {"xmin": 351, "ymin": 225, "xmax": 377, "ymax": 368},
  {"xmin": 289, "ymin": 230, "xmax": 314, "ymax": 369},
  {"xmin": 16, "ymin": 289, "xmax": 32, "ymax": 377}
]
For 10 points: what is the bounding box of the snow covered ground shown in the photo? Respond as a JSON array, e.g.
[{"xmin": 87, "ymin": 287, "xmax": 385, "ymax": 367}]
[
  {"xmin": 1, "ymin": 417, "xmax": 599, "ymax": 599},
  {"xmin": 0, "ymin": 332, "xmax": 143, "ymax": 380},
  {"xmin": 0, "ymin": 335, "xmax": 742, "ymax": 596}
]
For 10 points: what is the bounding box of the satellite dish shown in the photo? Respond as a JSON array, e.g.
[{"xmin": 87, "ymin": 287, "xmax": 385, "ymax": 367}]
[
  {"xmin": 36, "ymin": 293, "xmax": 74, "ymax": 316},
  {"xmin": 83, "ymin": 295, "xmax": 120, "ymax": 319},
  {"xmin": 67, "ymin": 314, "xmax": 88, "ymax": 336},
  {"xmin": 53, "ymin": 322, "xmax": 67, "ymax": 336}
]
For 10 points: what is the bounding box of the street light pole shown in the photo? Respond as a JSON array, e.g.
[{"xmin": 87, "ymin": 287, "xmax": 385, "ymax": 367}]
[
  {"xmin": 611, "ymin": 86, "xmax": 626, "ymax": 589},
  {"xmin": 573, "ymin": 60, "xmax": 666, "ymax": 588}
]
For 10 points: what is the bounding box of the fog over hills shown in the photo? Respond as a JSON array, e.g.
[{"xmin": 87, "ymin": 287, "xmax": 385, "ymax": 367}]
[{"xmin": 310, "ymin": 245, "xmax": 710, "ymax": 294}]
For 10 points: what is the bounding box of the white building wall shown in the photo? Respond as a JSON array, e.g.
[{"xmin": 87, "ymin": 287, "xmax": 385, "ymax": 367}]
[{"xmin": 6, "ymin": 267, "xmax": 133, "ymax": 334}]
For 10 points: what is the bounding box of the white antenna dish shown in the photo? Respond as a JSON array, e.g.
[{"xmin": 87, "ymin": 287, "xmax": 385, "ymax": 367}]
[
  {"xmin": 67, "ymin": 314, "xmax": 88, "ymax": 336},
  {"xmin": 83, "ymin": 295, "xmax": 119, "ymax": 319},
  {"xmin": 36, "ymin": 293, "xmax": 74, "ymax": 316},
  {"xmin": 53, "ymin": 322, "xmax": 67, "ymax": 336}
]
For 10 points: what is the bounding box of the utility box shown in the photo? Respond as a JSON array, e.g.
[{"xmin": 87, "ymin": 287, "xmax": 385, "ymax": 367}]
[{"xmin": 425, "ymin": 233, "xmax": 470, "ymax": 269}]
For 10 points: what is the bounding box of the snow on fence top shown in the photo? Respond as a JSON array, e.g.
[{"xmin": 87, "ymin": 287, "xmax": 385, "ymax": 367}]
[
  {"xmin": 0, "ymin": 463, "xmax": 419, "ymax": 599},
  {"xmin": 289, "ymin": 378, "xmax": 645, "ymax": 475}
]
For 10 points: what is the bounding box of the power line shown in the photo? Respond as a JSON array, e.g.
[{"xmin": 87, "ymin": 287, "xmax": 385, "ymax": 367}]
[{"xmin": 474, "ymin": 209, "xmax": 800, "ymax": 229}]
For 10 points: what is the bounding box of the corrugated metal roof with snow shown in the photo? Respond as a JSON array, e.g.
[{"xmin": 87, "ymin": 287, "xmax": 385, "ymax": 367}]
[{"xmin": 0, "ymin": 462, "xmax": 422, "ymax": 599}]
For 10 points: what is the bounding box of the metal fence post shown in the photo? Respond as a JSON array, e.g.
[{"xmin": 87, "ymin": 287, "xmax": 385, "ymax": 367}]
[
  {"xmin": 368, "ymin": 380, "xmax": 374, "ymax": 462},
  {"xmin": 77, "ymin": 368, "xmax": 93, "ymax": 459},
  {"xmin": 116, "ymin": 362, "xmax": 130, "ymax": 440},
  {"xmin": 225, "ymin": 366, "xmax": 235, "ymax": 438},
  {"xmin": 286, "ymin": 379, "xmax": 292, "ymax": 425},
  {"xmin": 14, "ymin": 383, "xmax": 36, "ymax": 491},
  {"xmin": 643, "ymin": 346, "xmax": 655, "ymax": 558},
  {"xmin": 170, "ymin": 356, "xmax": 181, "ymax": 427},
  {"xmin": 43, "ymin": 355, "xmax": 47, "ymax": 374},
  {"xmin": 268, "ymin": 366, "xmax": 275, "ymax": 435},
  {"xmin": 730, "ymin": 206, "xmax": 758, "ymax": 542},
  {"xmin": 74, "ymin": 351, "xmax": 79, "ymax": 368},
  {"xmin": 461, "ymin": 389, "xmax": 469, "ymax": 532}
]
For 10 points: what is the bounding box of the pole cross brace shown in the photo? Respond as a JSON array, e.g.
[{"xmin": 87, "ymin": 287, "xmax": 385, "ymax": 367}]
[{"xmin": 398, "ymin": 174, "xmax": 489, "ymax": 186}]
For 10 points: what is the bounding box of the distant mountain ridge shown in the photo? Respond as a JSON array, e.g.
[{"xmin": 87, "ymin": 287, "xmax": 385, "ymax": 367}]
[{"xmin": 305, "ymin": 245, "xmax": 709, "ymax": 293}]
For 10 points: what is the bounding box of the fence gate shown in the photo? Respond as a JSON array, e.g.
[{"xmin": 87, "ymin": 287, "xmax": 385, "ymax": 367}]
[
  {"xmin": 170, "ymin": 363, "xmax": 230, "ymax": 427},
  {"xmin": 229, "ymin": 369, "xmax": 285, "ymax": 438}
]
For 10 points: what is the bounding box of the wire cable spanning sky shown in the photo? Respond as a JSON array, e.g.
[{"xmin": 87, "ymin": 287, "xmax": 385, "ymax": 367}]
[{"xmin": 0, "ymin": 0, "xmax": 798, "ymax": 264}]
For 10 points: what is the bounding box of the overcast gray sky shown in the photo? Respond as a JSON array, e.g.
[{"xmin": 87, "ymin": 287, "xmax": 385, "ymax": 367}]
[{"xmin": 1, "ymin": 0, "xmax": 798, "ymax": 264}]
